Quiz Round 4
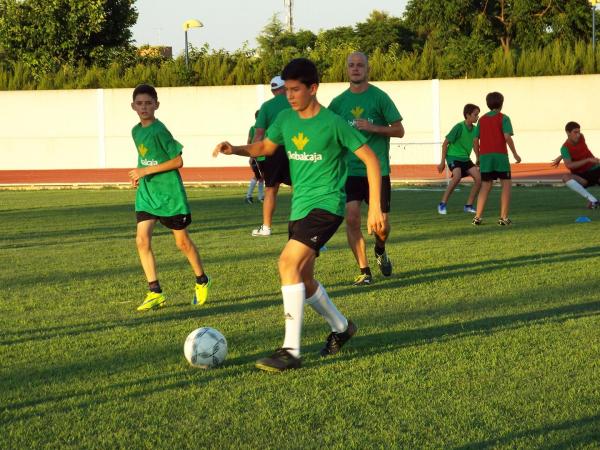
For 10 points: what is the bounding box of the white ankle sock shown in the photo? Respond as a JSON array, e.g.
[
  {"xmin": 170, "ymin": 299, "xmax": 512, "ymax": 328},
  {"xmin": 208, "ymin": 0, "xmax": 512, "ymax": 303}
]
[
  {"xmin": 566, "ymin": 179, "xmax": 597, "ymax": 202},
  {"xmin": 281, "ymin": 283, "xmax": 305, "ymax": 358},
  {"xmin": 305, "ymin": 282, "xmax": 348, "ymax": 333}
]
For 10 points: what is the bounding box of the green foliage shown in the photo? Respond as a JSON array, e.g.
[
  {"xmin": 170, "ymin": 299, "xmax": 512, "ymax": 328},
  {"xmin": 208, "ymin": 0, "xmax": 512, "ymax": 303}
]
[{"xmin": 0, "ymin": 0, "xmax": 137, "ymax": 75}]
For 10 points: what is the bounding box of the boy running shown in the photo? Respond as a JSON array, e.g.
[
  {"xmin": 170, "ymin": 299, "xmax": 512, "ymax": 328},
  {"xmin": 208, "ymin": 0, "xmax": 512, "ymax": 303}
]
[
  {"xmin": 213, "ymin": 58, "xmax": 384, "ymax": 372},
  {"xmin": 472, "ymin": 92, "xmax": 521, "ymax": 226},
  {"xmin": 551, "ymin": 122, "xmax": 600, "ymax": 209},
  {"xmin": 129, "ymin": 84, "xmax": 210, "ymax": 311},
  {"xmin": 437, "ymin": 104, "xmax": 482, "ymax": 214}
]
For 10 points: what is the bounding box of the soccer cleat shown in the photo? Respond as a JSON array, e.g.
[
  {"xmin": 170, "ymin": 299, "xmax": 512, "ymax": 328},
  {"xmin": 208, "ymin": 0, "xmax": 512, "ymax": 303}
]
[
  {"xmin": 498, "ymin": 217, "xmax": 512, "ymax": 226},
  {"xmin": 375, "ymin": 250, "xmax": 392, "ymax": 277},
  {"xmin": 137, "ymin": 291, "xmax": 166, "ymax": 311},
  {"xmin": 245, "ymin": 197, "xmax": 253, "ymax": 204},
  {"xmin": 472, "ymin": 216, "xmax": 482, "ymax": 226},
  {"xmin": 252, "ymin": 225, "xmax": 272, "ymax": 237},
  {"xmin": 320, "ymin": 320, "xmax": 358, "ymax": 357},
  {"xmin": 464, "ymin": 205, "xmax": 477, "ymax": 213},
  {"xmin": 255, "ymin": 348, "xmax": 302, "ymax": 372},
  {"xmin": 192, "ymin": 276, "xmax": 211, "ymax": 306},
  {"xmin": 352, "ymin": 273, "xmax": 373, "ymax": 286},
  {"xmin": 588, "ymin": 201, "xmax": 599, "ymax": 209},
  {"xmin": 437, "ymin": 202, "xmax": 447, "ymax": 215}
]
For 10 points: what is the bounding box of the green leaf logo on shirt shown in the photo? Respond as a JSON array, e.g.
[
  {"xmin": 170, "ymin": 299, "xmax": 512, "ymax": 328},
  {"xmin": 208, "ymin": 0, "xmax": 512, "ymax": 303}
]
[
  {"xmin": 351, "ymin": 106, "xmax": 364, "ymax": 118},
  {"xmin": 292, "ymin": 132, "xmax": 309, "ymax": 151},
  {"xmin": 138, "ymin": 144, "xmax": 149, "ymax": 157}
]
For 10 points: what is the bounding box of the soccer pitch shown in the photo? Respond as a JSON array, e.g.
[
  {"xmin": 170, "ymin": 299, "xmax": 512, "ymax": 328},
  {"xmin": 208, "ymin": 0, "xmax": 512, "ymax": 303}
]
[{"xmin": 1, "ymin": 186, "xmax": 600, "ymax": 449}]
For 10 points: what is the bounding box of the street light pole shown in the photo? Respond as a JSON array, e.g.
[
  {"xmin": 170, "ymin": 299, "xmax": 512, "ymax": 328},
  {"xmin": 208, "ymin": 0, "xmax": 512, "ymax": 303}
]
[{"xmin": 182, "ymin": 19, "xmax": 203, "ymax": 69}]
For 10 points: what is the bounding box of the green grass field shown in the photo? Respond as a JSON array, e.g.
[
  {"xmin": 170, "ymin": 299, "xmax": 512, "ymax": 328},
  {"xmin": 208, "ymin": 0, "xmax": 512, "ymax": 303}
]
[{"xmin": 1, "ymin": 185, "xmax": 600, "ymax": 449}]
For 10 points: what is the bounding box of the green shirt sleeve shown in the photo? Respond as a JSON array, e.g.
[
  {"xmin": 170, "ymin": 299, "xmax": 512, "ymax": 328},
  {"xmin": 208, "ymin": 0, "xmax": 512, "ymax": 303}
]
[
  {"xmin": 265, "ymin": 111, "xmax": 284, "ymax": 145},
  {"xmin": 560, "ymin": 145, "xmax": 571, "ymax": 160},
  {"xmin": 156, "ymin": 125, "xmax": 183, "ymax": 159},
  {"xmin": 379, "ymin": 91, "xmax": 402, "ymax": 124},
  {"xmin": 502, "ymin": 115, "xmax": 513, "ymax": 135},
  {"xmin": 255, "ymin": 104, "xmax": 268, "ymax": 129},
  {"xmin": 445, "ymin": 123, "xmax": 463, "ymax": 143}
]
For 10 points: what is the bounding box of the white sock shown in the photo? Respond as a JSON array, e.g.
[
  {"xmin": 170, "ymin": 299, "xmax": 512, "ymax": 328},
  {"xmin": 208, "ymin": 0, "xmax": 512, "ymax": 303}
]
[
  {"xmin": 257, "ymin": 181, "xmax": 264, "ymax": 199},
  {"xmin": 281, "ymin": 283, "xmax": 305, "ymax": 358},
  {"xmin": 566, "ymin": 179, "xmax": 597, "ymax": 202},
  {"xmin": 246, "ymin": 178, "xmax": 257, "ymax": 198},
  {"xmin": 305, "ymin": 282, "xmax": 348, "ymax": 333}
]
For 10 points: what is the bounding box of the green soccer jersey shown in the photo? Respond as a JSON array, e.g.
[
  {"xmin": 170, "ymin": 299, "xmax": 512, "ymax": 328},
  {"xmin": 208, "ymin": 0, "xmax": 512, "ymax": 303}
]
[
  {"xmin": 446, "ymin": 121, "xmax": 475, "ymax": 162},
  {"xmin": 131, "ymin": 119, "xmax": 190, "ymax": 217},
  {"xmin": 266, "ymin": 107, "xmax": 367, "ymax": 221},
  {"xmin": 328, "ymin": 84, "xmax": 402, "ymax": 177}
]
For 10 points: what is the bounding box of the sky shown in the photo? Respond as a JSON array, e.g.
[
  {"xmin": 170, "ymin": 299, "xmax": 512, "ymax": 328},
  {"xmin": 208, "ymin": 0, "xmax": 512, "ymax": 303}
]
[{"xmin": 132, "ymin": 0, "xmax": 408, "ymax": 56}]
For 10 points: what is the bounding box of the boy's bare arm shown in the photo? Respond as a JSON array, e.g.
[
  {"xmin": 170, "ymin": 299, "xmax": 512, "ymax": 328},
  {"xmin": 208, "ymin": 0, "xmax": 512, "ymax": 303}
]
[
  {"xmin": 354, "ymin": 119, "xmax": 405, "ymax": 138},
  {"xmin": 550, "ymin": 155, "xmax": 562, "ymax": 167},
  {"xmin": 128, "ymin": 154, "xmax": 183, "ymax": 185},
  {"xmin": 213, "ymin": 138, "xmax": 279, "ymax": 158},
  {"xmin": 563, "ymin": 156, "xmax": 600, "ymax": 171},
  {"xmin": 504, "ymin": 134, "xmax": 521, "ymax": 163},
  {"xmin": 473, "ymin": 138, "xmax": 480, "ymax": 164},
  {"xmin": 437, "ymin": 139, "xmax": 449, "ymax": 173},
  {"xmin": 353, "ymin": 144, "xmax": 385, "ymax": 236}
]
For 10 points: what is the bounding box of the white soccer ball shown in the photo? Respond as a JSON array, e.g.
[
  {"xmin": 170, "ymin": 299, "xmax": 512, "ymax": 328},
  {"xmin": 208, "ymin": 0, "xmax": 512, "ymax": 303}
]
[{"xmin": 184, "ymin": 327, "xmax": 228, "ymax": 368}]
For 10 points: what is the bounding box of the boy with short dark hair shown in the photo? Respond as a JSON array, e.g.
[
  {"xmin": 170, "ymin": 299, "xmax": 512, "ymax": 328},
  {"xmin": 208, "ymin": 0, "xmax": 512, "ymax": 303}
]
[
  {"xmin": 129, "ymin": 84, "xmax": 210, "ymax": 311},
  {"xmin": 551, "ymin": 121, "xmax": 600, "ymax": 208},
  {"xmin": 437, "ymin": 103, "xmax": 482, "ymax": 215},
  {"xmin": 213, "ymin": 58, "xmax": 385, "ymax": 372},
  {"xmin": 472, "ymin": 92, "xmax": 521, "ymax": 226}
]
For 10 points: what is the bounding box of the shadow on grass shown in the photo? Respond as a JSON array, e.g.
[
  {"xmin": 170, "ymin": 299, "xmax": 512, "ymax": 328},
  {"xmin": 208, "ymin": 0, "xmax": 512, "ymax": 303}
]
[
  {"xmin": 312, "ymin": 299, "xmax": 600, "ymax": 368},
  {"xmin": 0, "ymin": 294, "xmax": 281, "ymax": 346},
  {"xmin": 326, "ymin": 245, "xmax": 600, "ymax": 296},
  {"xmin": 452, "ymin": 413, "xmax": 600, "ymax": 449},
  {"xmin": 0, "ymin": 347, "xmax": 265, "ymax": 426}
]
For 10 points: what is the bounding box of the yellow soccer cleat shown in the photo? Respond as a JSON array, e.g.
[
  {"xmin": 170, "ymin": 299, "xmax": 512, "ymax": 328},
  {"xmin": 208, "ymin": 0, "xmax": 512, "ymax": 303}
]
[
  {"xmin": 192, "ymin": 276, "xmax": 211, "ymax": 306},
  {"xmin": 137, "ymin": 291, "xmax": 166, "ymax": 311}
]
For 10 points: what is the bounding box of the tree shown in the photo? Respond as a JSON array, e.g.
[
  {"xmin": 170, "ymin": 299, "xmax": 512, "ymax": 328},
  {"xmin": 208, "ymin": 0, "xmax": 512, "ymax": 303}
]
[
  {"xmin": 0, "ymin": 0, "xmax": 137, "ymax": 73},
  {"xmin": 354, "ymin": 10, "xmax": 416, "ymax": 54},
  {"xmin": 404, "ymin": 0, "xmax": 591, "ymax": 53}
]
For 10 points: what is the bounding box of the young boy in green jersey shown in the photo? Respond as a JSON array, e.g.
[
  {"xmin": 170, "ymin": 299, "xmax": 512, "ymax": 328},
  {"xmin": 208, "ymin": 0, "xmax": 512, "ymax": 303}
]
[
  {"xmin": 437, "ymin": 104, "xmax": 481, "ymax": 215},
  {"xmin": 213, "ymin": 58, "xmax": 385, "ymax": 372},
  {"xmin": 129, "ymin": 84, "xmax": 210, "ymax": 311},
  {"xmin": 472, "ymin": 92, "xmax": 521, "ymax": 226},
  {"xmin": 245, "ymin": 110, "xmax": 264, "ymax": 204}
]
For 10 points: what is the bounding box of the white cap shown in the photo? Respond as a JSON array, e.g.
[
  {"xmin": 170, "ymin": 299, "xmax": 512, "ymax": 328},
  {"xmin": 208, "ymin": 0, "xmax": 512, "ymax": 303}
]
[{"xmin": 270, "ymin": 75, "xmax": 284, "ymax": 90}]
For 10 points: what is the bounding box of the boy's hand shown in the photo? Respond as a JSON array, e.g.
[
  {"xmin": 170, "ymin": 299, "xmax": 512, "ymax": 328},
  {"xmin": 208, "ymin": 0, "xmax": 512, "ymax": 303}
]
[
  {"xmin": 354, "ymin": 119, "xmax": 373, "ymax": 132},
  {"xmin": 367, "ymin": 206, "xmax": 385, "ymax": 236},
  {"xmin": 513, "ymin": 153, "xmax": 522, "ymax": 164},
  {"xmin": 550, "ymin": 156, "xmax": 562, "ymax": 168},
  {"xmin": 128, "ymin": 168, "xmax": 146, "ymax": 182},
  {"xmin": 437, "ymin": 162, "xmax": 445, "ymax": 173},
  {"xmin": 213, "ymin": 141, "xmax": 233, "ymax": 157}
]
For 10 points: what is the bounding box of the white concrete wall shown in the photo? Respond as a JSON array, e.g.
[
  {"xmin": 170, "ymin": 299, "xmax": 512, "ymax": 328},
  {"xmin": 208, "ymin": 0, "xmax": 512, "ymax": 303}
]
[{"xmin": 1, "ymin": 74, "xmax": 599, "ymax": 170}]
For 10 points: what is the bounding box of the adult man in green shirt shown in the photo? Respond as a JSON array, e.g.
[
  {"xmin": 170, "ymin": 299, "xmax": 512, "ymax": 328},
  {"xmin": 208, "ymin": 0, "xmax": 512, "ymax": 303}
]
[
  {"xmin": 329, "ymin": 51, "xmax": 405, "ymax": 286},
  {"xmin": 251, "ymin": 76, "xmax": 292, "ymax": 237},
  {"xmin": 213, "ymin": 58, "xmax": 384, "ymax": 372}
]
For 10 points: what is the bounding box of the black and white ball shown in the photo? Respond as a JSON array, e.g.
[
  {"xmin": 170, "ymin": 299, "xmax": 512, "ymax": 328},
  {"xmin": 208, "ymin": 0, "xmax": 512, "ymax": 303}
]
[{"xmin": 184, "ymin": 327, "xmax": 227, "ymax": 368}]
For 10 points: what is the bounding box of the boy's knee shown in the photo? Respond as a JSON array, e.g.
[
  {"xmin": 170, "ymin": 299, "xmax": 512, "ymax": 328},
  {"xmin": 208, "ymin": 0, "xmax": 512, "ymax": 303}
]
[
  {"xmin": 135, "ymin": 234, "xmax": 150, "ymax": 250},
  {"xmin": 562, "ymin": 174, "xmax": 572, "ymax": 183}
]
